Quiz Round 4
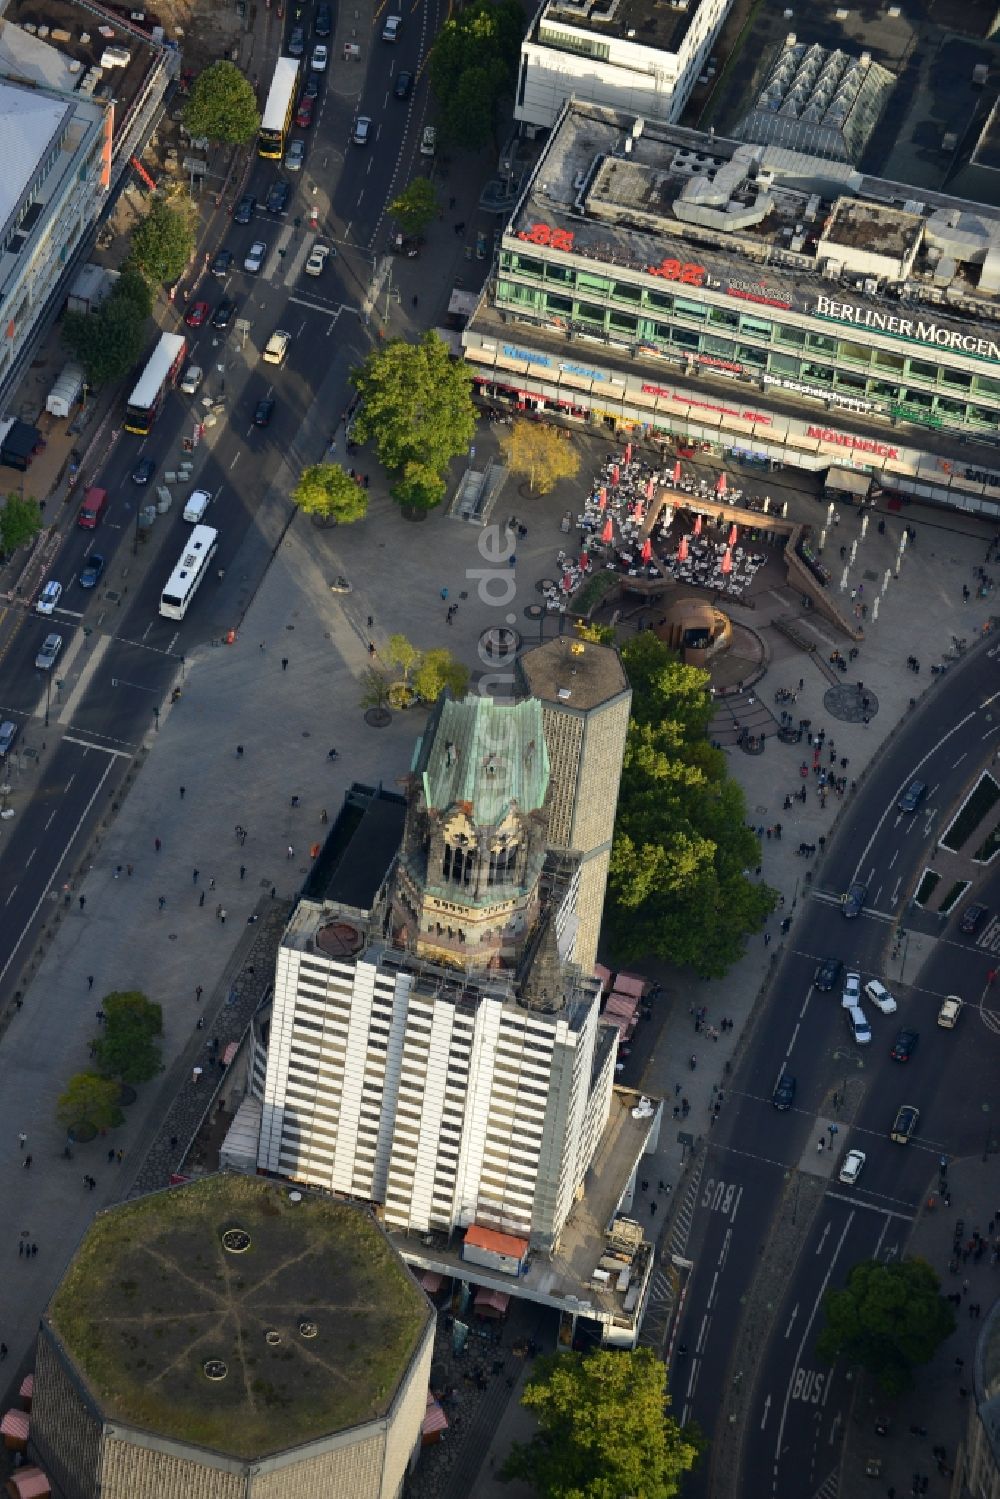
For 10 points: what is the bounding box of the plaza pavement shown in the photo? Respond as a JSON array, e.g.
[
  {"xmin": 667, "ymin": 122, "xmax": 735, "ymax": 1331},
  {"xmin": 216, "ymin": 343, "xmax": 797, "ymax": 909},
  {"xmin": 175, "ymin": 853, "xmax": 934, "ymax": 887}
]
[{"xmin": 0, "ymin": 419, "xmax": 997, "ymax": 1497}]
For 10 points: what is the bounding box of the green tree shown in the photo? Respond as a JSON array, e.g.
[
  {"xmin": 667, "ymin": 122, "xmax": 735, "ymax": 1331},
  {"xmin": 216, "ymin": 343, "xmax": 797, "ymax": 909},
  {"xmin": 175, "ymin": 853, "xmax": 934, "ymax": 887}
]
[
  {"xmin": 93, "ymin": 990, "xmax": 163, "ymax": 1086},
  {"xmin": 182, "ymin": 60, "xmax": 260, "ymax": 145},
  {"xmin": 389, "ymin": 178, "xmax": 439, "ymax": 238},
  {"xmin": 430, "ymin": 0, "xmax": 524, "ymax": 148},
  {"xmin": 359, "ymin": 667, "xmax": 392, "ymax": 717},
  {"xmin": 605, "ymin": 635, "xmax": 776, "ymax": 976},
  {"xmin": 817, "ymin": 1258, "xmax": 955, "ymax": 1394},
  {"xmin": 57, "ymin": 1072, "xmax": 124, "ymax": 1136},
  {"xmin": 351, "ymin": 334, "xmax": 475, "ymax": 512},
  {"xmin": 574, "ymin": 621, "xmax": 616, "ymax": 645},
  {"xmin": 385, "ymin": 633, "xmax": 422, "ymax": 687},
  {"xmin": 292, "ymin": 464, "xmax": 368, "ymax": 525},
  {"xmin": 129, "ymin": 196, "xmax": 196, "ymax": 287},
  {"xmin": 501, "ymin": 420, "xmax": 581, "ymax": 495},
  {"xmin": 112, "ymin": 266, "xmax": 154, "ymax": 322},
  {"xmin": 501, "ymin": 1347, "xmax": 697, "ymax": 1499},
  {"xmin": 0, "ymin": 494, "xmax": 43, "ymax": 555},
  {"xmin": 64, "ymin": 296, "xmax": 148, "ymax": 387},
  {"xmin": 413, "ymin": 647, "xmax": 469, "ymax": 703}
]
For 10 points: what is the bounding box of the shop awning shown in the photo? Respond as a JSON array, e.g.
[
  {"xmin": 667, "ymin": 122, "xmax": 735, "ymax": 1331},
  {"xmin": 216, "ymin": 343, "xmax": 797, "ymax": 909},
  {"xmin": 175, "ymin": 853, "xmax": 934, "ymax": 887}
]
[
  {"xmin": 474, "ymin": 1287, "xmax": 511, "ymax": 1316},
  {"xmin": 18, "ymin": 1376, "xmax": 32, "ymax": 1402},
  {"xmin": 420, "ymin": 1271, "xmax": 444, "ymax": 1293},
  {"xmin": 465, "ymin": 1224, "xmax": 528, "ymax": 1258},
  {"xmin": 593, "ymin": 963, "xmax": 613, "ymax": 992},
  {"xmin": 825, "ymin": 466, "xmax": 871, "ymax": 496},
  {"xmin": 422, "ymin": 1395, "xmax": 449, "ymax": 1437},
  {"xmin": 1, "ymin": 1410, "xmax": 29, "ymax": 1440},
  {"xmin": 222, "ymin": 1042, "xmax": 238, "ymax": 1066},
  {"xmin": 5, "ymin": 1468, "xmax": 50, "ymax": 1499},
  {"xmin": 606, "ymin": 992, "xmax": 638, "ymax": 1017},
  {"xmin": 613, "ymin": 972, "xmax": 646, "ymax": 998}
]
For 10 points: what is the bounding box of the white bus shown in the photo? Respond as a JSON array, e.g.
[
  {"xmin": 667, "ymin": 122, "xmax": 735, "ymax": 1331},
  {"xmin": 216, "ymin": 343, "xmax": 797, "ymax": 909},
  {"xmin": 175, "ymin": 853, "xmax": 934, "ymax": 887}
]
[
  {"xmin": 159, "ymin": 526, "xmax": 219, "ymax": 620},
  {"xmin": 259, "ymin": 56, "xmax": 300, "ymax": 159},
  {"xmin": 124, "ymin": 332, "xmax": 187, "ymax": 435}
]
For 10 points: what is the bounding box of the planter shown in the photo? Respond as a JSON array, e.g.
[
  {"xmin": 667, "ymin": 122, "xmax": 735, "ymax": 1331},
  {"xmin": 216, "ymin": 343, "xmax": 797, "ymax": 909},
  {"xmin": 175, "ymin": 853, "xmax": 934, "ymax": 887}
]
[
  {"xmin": 118, "ymin": 1084, "xmax": 138, "ymax": 1107},
  {"xmin": 70, "ymin": 1123, "xmax": 97, "ymax": 1144}
]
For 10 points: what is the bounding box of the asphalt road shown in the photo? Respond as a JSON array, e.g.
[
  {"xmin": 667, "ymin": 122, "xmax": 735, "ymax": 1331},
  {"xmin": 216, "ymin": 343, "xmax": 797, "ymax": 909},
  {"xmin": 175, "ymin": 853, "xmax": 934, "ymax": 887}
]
[
  {"xmin": 672, "ymin": 641, "xmax": 1000, "ymax": 1498},
  {"xmin": 0, "ymin": 0, "xmax": 442, "ymax": 1000}
]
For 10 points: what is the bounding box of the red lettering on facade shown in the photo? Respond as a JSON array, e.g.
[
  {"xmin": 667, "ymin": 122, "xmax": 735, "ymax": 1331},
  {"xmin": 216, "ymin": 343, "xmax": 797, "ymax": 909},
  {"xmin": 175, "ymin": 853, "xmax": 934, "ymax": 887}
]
[{"xmin": 807, "ymin": 425, "xmax": 899, "ymax": 460}]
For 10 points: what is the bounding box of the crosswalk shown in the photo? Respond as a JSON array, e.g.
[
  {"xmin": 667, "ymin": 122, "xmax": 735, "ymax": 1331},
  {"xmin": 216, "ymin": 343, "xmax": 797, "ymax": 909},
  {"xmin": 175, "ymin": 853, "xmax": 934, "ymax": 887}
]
[
  {"xmin": 974, "ymin": 915, "xmax": 1000, "ymax": 954},
  {"xmin": 639, "ymin": 1158, "xmax": 703, "ymax": 1352}
]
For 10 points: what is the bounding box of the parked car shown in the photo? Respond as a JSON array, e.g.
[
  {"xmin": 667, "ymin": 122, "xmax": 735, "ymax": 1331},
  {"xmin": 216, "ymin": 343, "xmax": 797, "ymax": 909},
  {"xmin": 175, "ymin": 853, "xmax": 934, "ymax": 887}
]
[
  {"xmin": 842, "ymin": 880, "xmax": 867, "ymax": 918},
  {"xmin": 244, "ymin": 240, "xmax": 267, "ymax": 274},
  {"xmin": 864, "ymin": 978, "xmax": 897, "ymax": 1014},
  {"xmin": 184, "ymin": 300, "xmax": 210, "ymax": 328},
  {"xmin": 288, "ymin": 23, "xmax": 305, "ymax": 55},
  {"xmin": 382, "ymin": 14, "xmax": 401, "ymax": 40},
  {"xmin": 36, "ymin": 580, "xmax": 63, "ymax": 616},
  {"xmin": 889, "ymin": 1027, "xmax": 919, "ymax": 1062},
  {"xmin": 838, "ymin": 1148, "xmax": 866, "ymax": 1185},
  {"xmin": 285, "ymin": 138, "xmax": 305, "ymax": 172},
  {"xmin": 352, "ymin": 115, "xmax": 372, "ymax": 146},
  {"xmin": 890, "ymin": 1104, "xmax": 919, "ymax": 1144},
  {"xmin": 845, "ymin": 1004, "xmax": 871, "ymax": 1045},
  {"xmin": 253, "ymin": 397, "xmax": 275, "ymax": 427},
  {"xmin": 420, "ymin": 125, "xmax": 437, "ymax": 157},
  {"xmin": 813, "ymin": 957, "xmax": 842, "ymax": 992},
  {"xmin": 310, "ymin": 43, "xmax": 328, "ymax": 70},
  {"xmin": 234, "ymin": 194, "xmax": 257, "ymax": 225},
  {"xmin": 0, "ymin": 720, "xmax": 18, "ymax": 757},
  {"xmin": 180, "ymin": 364, "xmax": 203, "ymax": 395},
  {"xmin": 959, "ymin": 902, "xmax": 988, "ymax": 935},
  {"xmin": 898, "ymin": 780, "xmax": 927, "ymax": 812},
  {"xmin": 302, "ymin": 71, "xmax": 321, "ymax": 99},
  {"xmin": 305, "ymin": 242, "xmax": 330, "ymax": 276},
  {"xmin": 79, "ymin": 554, "xmax": 105, "ymax": 589},
  {"xmin": 393, "ymin": 70, "xmax": 413, "ymax": 99},
  {"xmin": 315, "ymin": 3, "xmax": 332, "ymax": 35},
  {"xmin": 266, "ymin": 180, "xmax": 290, "ymax": 214},
  {"xmin": 131, "ymin": 456, "xmax": 156, "ymax": 485},
  {"xmin": 841, "ymin": 971, "xmax": 862, "ymax": 1009},
  {"xmin": 210, "ymin": 249, "xmax": 233, "ymax": 277},
  {"xmin": 295, "ymin": 95, "xmax": 314, "ymax": 128},
  {"xmin": 35, "ymin": 633, "xmax": 63, "ymax": 671},
  {"xmin": 772, "ymin": 1073, "xmax": 796, "ymax": 1111}
]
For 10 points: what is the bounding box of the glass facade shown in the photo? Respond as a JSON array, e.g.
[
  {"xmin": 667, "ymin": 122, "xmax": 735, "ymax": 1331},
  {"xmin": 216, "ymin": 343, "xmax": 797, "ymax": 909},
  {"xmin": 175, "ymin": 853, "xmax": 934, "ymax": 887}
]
[{"xmin": 496, "ymin": 251, "xmax": 1000, "ymax": 436}]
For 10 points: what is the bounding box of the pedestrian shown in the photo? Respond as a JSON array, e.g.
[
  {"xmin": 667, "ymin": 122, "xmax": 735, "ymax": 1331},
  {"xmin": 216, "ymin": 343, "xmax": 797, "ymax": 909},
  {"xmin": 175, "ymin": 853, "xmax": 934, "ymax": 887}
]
[
  {"xmin": 158, "ymin": 895, "xmax": 166, "ymax": 911},
  {"xmin": 30, "ymin": 1244, "xmax": 37, "ymax": 1257},
  {"xmin": 290, "ymin": 795, "xmax": 299, "ymax": 808},
  {"xmin": 236, "ymin": 745, "xmax": 244, "ymax": 757},
  {"xmin": 817, "ymin": 1139, "xmax": 824, "ymax": 1153},
  {"xmin": 320, "ymin": 808, "xmax": 328, "ymax": 823},
  {"xmin": 764, "ymin": 932, "xmax": 771, "ymax": 946},
  {"xmin": 209, "ymin": 877, "xmax": 216, "ymax": 890},
  {"xmin": 116, "ymin": 1149, "xmax": 124, "ymax": 1163},
  {"xmin": 17, "ymin": 1241, "xmax": 22, "ymax": 1258},
  {"xmin": 270, "ymin": 885, "xmax": 277, "ymax": 899},
  {"xmin": 287, "ymin": 845, "xmax": 294, "ymax": 859},
  {"xmin": 368, "ymin": 641, "xmax": 377, "ymax": 657},
  {"xmin": 193, "ymin": 869, "xmax": 199, "ymax": 883},
  {"xmin": 179, "ymin": 786, "xmax": 186, "ymax": 799},
  {"xmin": 126, "ymin": 863, "xmax": 133, "ymax": 877},
  {"xmin": 199, "ymin": 889, "xmax": 206, "ymax": 907},
  {"xmin": 281, "ymin": 657, "xmax": 289, "ymax": 671},
  {"xmin": 259, "ymin": 641, "xmax": 266, "ymax": 652},
  {"xmin": 219, "ymin": 909, "xmax": 227, "ymax": 925},
  {"xmin": 107, "ymin": 1148, "xmax": 115, "ymax": 1163},
  {"xmin": 195, "ymin": 985, "xmax": 203, "ymax": 1002},
  {"xmin": 23, "ymin": 1154, "xmax": 32, "ymax": 1169},
  {"xmin": 113, "ymin": 864, "xmax": 121, "ymax": 879},
  {"xmin": 79, "ymin": 894, "xmax": 86, "ymax": 911},
  {"xmin": 17, "ymin": 1132, "xmax": 26, "ymax": 1150},
  {"xmin": 87, "ymin": 975, "xmax": 94, "ymax": 990},
  {"xmin": 367, "ymin": 616, "xmax": 374, "ymax": 629}
]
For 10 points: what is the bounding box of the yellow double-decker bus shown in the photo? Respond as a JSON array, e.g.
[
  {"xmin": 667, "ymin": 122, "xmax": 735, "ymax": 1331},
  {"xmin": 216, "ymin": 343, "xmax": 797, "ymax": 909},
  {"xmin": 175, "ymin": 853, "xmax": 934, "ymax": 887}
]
[{"xmin": 259, "ymin": 56, "xmax": 300, "ymax": 159}]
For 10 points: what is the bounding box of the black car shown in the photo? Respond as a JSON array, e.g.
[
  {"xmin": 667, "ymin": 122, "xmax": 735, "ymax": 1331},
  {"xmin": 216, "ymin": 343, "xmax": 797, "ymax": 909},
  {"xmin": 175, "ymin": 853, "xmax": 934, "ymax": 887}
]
[
  {"xmin": 131, "ymin": 457, "xmax": 156, "ymax": 485},
  {"xmin": 302, "ymin": 71, "xmax": 321, "ymax": 99},
  {"xmin": 79, "ymin": 554, "xmax": 105, "ymax": 589},
  {"xmin": 287, "ymin": 23, "xmax": 305, "ymax": 55},
  {"xmin": 393, "ymin": 69, "xmax": 413, "ymax": 99},
  {"xmin": 266, "ymin": 180, "xmax": 290, "ymax": 214},
  {"xmin": 772, "ymin": 1073, "xmax": 796, "ymax": 1111},
  {"xmin": 234, "ymin": 193, "xmax": 257, "ymax": 225},
  {"xmin": 210, "ymin": 249, "xmax": 233, "ymax": 277},
  {"xmin": 842, "ymin": 881, "xmax": 867, "ymax": 919},
  {"xmin": 315, "ymin": 3, "xmax": 332, "ymax": 35},
  {"xmin": 253, "ymin": 397, "xmax": 275, "ymax": 427},
  {"xmin": 960, "ymin": 902, "xmax": 988, "ymax": 935},
  {"xmin": 211, "ymin": 298, "xmax": 236, "ymax": 329},
  {"xmin": 813, "ymin": 957, "xmax": 843, "ymax": 992},
  {"xmin": 898, "ymin": 780, "xmax": 927, "ymax": 813},
  {"xmin": 890, "ymin": 1027, "xmax": 919, "ymax": 1062}
]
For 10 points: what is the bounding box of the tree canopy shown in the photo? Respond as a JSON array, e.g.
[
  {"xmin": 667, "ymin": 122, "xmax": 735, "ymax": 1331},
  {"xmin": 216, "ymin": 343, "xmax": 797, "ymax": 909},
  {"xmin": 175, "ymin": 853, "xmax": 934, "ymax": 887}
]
[
  {"xmin": 413, "ymin": 647, "xmax": 470, "ymax": 702},
  {"xmin": 129, "ymin": 196, "xmax": 196, "ymax": 287},
  {"xmin": 389, "ymin": 178, "xmax": 438, "ymax": 238},
  {"xmin": 816, "ymin": 1258, "xmax": 955, "ymax": 1394},
  {"xmin": 606, "ymin": 634, "xmax": 775, "ymax": 975},
  {"xmin": 62, "ymin": 269, "xmax": 153, "ymax": 387},
  {"xmin": 350, "ymin": 334, "xmax": 476, "ymax": 512},
  {"xmin": 501, "ymin": 1347, "xmax": 698, "ymax": 1499},
  {"xmin": 182, "ymin": 60, "xmax": 260, "ymax": 145},
  {"xmin": 430, "ymin": 0, "xmax": 524, "ymax": 148},
  {"xmin": 0, "ymin": 494, "xmax": 43, "ymax": 555},
  {"xmin": 93, "ymin": 990, "xmax": 163, "ymax": 1086},
  {"xmin": 292, "ymin": 464, "xmax": 368, "ymax": 525},
  {"xmin": 501, "ymin": 420, "xmax": 581, "ymax": 494},
  {"xmin": 57, "ymin": 1072, "xmax": 124, "ymax": 1135}
]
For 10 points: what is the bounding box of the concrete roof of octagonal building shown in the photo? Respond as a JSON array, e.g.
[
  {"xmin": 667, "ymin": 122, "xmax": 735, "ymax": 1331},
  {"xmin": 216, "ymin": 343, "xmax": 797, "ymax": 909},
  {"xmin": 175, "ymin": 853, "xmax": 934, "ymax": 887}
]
[
  {"xmin": 414, "ymin": 694, "xmax": 550, "ymax": 826},
  {"xmin": 44, "ymin": 1173, "xmax": 432, "ymax": 1460}
]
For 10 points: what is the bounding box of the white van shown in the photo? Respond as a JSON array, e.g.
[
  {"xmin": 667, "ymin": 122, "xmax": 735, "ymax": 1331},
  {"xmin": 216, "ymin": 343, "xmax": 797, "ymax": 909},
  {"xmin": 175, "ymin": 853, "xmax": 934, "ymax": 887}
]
[
  {"xmin": 263, "ymin": 330, "xmax": 290, "ymax": 366},
  {"xmin": 183, "ymin": 488, "xmax": 211, "ymax": 523},
  {"xmin": 382, "ymin": 14, "xmax": 401, "ymax": 40}
]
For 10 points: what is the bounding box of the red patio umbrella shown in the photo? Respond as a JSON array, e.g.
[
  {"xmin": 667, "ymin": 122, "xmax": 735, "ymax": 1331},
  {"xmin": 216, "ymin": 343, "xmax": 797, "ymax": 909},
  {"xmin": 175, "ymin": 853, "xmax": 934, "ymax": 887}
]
[
  {"xmin": 641, "ymin": 537, "xmax": 652, "ymax": 563},
  {"xmin": 598, "ymin": 487, "xmax": 607, "ymax": 509},
  {"xmin": 612, "ymin": 464, "xmax": 620, "ymax": 485},
  {"xmin": 633, "ymin": 503, "xmax": 644, "ymax": 525},
  {"xmin": 721, "ymin": 547, "xmax": 733, "ymax": 574},
  {"xmin": 677, "ymin": 536, "xmax": 689, "ymax": 562},
  {"xmin": 601, "ymin": 517, "xmax": 614, "ymax": 544},
  {"xmin": 728, "ymin": 523, "xmax": 738, "ymax": 547},
  {"xmin": 693, "ymin": 514, "xmax": 702, "ymax": 536},
  {"xmin": 561, "ymin": 572, "xmax": 574, "ymax": 592},
  {"xmin": 715, "ymin": 471, "xmax": 728, "ymax": 495},
  {"xmin": 624, "ymin": 443, "xmax": 633, "ymax": 464},
  {"xmin": 646, "ymin": 476, "xmax": 655, "ymax": 500},
  {"xmin": 579, "ymin": 551, "xmax": 591, "ymax": 569},
  {"xmin": 672, "ymin": 460, "xmax": 681, "ymax": 484}
]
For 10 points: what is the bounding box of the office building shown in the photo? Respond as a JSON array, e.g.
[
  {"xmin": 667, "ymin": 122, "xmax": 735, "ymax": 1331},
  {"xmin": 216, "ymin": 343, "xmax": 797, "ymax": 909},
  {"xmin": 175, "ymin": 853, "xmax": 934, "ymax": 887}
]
[
  {"xmin": 31, "ymin": 1175, "xmax": 434, "ymax": 1499},
  {"xmin": 464, "ymin": 99, "xmax": 1000, "ymax": 515},
  {"xmin": 516, "ymin": 0, "xmax": 730, "ymax": 134},
  {"xmin": 516, "ymin": 637, "xmax": 631, "ymax": 974}
]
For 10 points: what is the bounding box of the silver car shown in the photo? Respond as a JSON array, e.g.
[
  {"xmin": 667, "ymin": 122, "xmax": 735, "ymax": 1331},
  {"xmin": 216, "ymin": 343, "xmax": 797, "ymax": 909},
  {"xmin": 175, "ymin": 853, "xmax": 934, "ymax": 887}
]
[
  {"xmin": 285, "ymin": 139, "xmax": 305, "ymax": 171},
  {"xmin": 35, "ymin": 633, "xmax": 63, "ymax": 671}
]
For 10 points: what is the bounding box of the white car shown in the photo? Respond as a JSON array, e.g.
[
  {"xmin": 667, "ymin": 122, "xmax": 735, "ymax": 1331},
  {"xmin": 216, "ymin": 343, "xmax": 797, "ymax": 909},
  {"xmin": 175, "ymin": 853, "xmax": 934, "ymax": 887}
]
[
  {"xmin": 180, "ymin": 365, "xmax": 203, "ymax": 396},
  {"xmin": 285, "ymin": 138, "xmax": 305, "ymax": 171},
  {"xmin": 311, "ymin": 43, "xmax": 328, "ymax": 70},
  {"xmin": 244, "ymin": 240, "xmax": 267, "ymax": 273},
  {"xmin": 420, "ymin": 124, "xmax": 436, "ymax": 157},
  {"xmin": 838, "ymin": 1148, "xmax": 866, "ymax": 1185},
  {"xmin": 841, "ymin": 971, "xmax": 862, "ymax": 1009},
  {"xmin": 864, "ymin": 978, "xmax": 898, "ymax": 1015},
  {"xmin": 35, "ymin": 633, "xmax": 63, "ymax": 671},
  {"xmin": 352, "ymin": 115, "xmax": 372, "ymax": 146},
  {"xmin": 36, "ymin": 580, "xmax": 63, "ymax": 615},
  {"xmin": 305, "ymin": 242, "xmax": 331, "ymax": 276},
  {"xmin": 845, "ymin": 1003, "xmax": 871, "ymax": 1045}
]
